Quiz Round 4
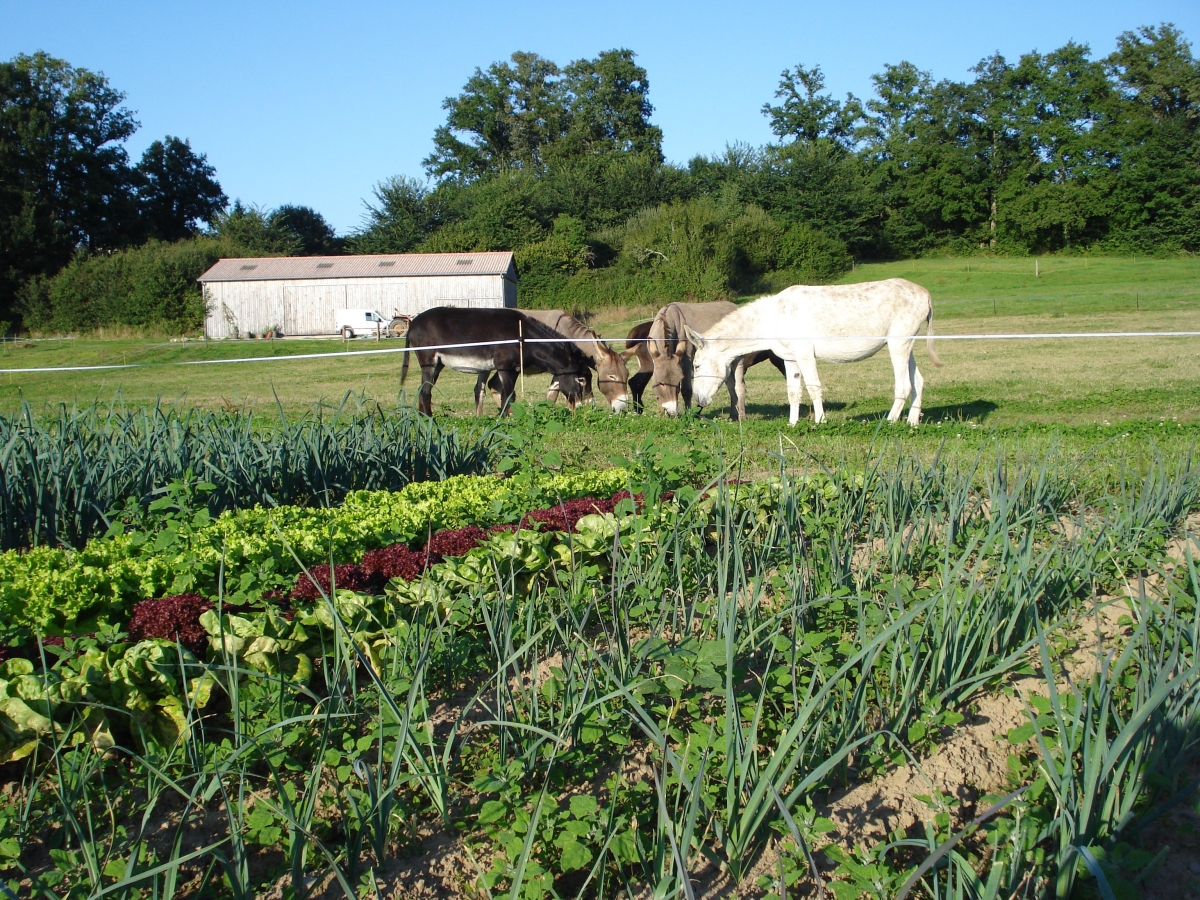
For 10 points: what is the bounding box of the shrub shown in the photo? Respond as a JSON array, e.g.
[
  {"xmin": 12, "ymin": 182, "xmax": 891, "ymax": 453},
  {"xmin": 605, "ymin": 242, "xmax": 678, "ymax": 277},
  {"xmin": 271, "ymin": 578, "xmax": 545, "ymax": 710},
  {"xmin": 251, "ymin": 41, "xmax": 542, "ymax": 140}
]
[
  {"xmin": 127, "ymin": 594, "xmax": 213, "ymax": 654},
  {"xmin": 514, "ymin": 215, "xmax": 594, "ymax": 306},
  {"xmin": 590, "ymin": 196, "xmax": 782, "ymax": 301},
  {"xmin": 419, "ymin": 172, "xmax": 549, "ymax": 253},
  {"xmin": 775, "ymin": 223, "xmax": 853, "ymax": 283},
  {"xmin": 22, "ymin": 236, "xmax": 271, "ymax": 334}
]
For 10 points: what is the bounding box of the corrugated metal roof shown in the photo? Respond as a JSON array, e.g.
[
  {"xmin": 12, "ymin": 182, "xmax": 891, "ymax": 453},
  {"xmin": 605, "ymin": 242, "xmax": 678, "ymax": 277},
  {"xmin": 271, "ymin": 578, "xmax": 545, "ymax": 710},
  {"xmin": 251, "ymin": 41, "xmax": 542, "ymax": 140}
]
[{"xmin": 198, "ymin": 252, "xmax": 517, "ymax": 283}]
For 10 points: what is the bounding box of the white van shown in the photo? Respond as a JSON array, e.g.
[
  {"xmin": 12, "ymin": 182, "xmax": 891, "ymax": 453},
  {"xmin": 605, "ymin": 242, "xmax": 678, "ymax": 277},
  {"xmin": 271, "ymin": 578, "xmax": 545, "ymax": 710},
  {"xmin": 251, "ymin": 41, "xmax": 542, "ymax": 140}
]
[{"xmin": 334, "ymin": 309, "xmax": 387, "ymax": 339}]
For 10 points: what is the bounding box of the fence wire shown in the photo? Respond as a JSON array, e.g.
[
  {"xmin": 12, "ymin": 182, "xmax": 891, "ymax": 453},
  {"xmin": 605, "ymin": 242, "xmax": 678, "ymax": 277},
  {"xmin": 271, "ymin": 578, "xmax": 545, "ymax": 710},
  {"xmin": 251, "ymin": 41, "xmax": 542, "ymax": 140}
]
[{"xmin": 2, "ymin": 331, "xmax": 1199, "ymax": 376}]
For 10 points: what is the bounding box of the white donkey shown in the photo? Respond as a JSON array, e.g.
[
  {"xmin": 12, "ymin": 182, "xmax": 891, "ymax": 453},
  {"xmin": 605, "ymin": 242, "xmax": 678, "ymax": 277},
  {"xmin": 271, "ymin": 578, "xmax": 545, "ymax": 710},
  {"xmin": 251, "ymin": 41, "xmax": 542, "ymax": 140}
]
[{"xmin": 685, "ymin": 278, "xmax": 942, "ymax": 426}]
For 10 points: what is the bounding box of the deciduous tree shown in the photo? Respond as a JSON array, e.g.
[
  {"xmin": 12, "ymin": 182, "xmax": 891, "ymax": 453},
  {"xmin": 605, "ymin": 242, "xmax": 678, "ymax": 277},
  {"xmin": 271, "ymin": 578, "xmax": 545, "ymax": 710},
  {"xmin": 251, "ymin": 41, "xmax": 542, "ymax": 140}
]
[
  {"xmin": 0, "ymin": 52, "xmax": 139, "ymax": 320},
  {"xmin": 351, "ymin": 176, "xmax": 444, "ymax": 253},
  {"xmin": 271, "ymin": 204, "xmax": 341, "ymax": 255},
  {"xmin": 136, "ymin": 136, "xmax": 226, "ymax": 242}
]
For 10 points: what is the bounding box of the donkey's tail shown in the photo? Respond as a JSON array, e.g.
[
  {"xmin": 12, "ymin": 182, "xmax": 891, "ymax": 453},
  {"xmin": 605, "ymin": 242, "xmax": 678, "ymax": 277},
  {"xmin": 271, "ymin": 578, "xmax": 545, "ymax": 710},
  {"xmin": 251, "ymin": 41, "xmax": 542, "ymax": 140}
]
[
  {"xmin": 926, "ymin": 307, "xmax": 944, "ymax": 368},
  {"xmin": 400, "ymin": 338, "xmax": 412, "ymax": 385}
]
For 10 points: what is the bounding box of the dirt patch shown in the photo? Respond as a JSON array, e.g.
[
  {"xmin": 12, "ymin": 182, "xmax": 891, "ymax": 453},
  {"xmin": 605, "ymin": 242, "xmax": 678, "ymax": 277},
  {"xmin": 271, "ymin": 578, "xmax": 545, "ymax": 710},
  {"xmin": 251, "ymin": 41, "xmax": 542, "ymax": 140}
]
[{"xmin": 1139, "ymin": 761, "xmax": 1200, "ymax": 900}]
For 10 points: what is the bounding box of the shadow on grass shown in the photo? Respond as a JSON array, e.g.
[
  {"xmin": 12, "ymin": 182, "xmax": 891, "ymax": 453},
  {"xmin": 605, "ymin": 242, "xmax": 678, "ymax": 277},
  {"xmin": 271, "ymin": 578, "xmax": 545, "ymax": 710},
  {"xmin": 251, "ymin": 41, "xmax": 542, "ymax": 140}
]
[
  {"xmin": 737, "ymin": 401, "xmax": 848, "ymax": 419},
  {"xmin": 922, "ymin": 400, "xmax": 999, "ymax": 422},
  {"xmin": 707, "ymin": 399, "xmax": 998, "ymax": 424},
  {"xmin": 836, "ymin": 400, "xmax": 998, "ymax": 423}
]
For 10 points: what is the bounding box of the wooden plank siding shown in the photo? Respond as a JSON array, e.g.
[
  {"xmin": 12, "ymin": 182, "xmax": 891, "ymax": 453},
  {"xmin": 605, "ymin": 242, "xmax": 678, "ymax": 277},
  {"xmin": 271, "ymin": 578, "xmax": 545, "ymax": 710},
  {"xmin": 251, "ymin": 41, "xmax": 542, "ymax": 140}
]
[{"xmin": 203, "ymin": 274, "xmax": 516, "ymax": 338}]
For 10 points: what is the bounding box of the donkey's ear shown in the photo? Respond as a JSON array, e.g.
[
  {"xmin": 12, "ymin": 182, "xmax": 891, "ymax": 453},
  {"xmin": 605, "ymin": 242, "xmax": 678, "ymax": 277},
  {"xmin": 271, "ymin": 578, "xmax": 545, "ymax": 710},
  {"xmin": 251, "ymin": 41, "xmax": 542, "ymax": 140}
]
[
  {"xmin": 683, "ymin": 326, "xmax": 707, "ymax": 350},
  {"xmin": 619, "ymin": 347, "xmax": 640, "ymax": 359}
]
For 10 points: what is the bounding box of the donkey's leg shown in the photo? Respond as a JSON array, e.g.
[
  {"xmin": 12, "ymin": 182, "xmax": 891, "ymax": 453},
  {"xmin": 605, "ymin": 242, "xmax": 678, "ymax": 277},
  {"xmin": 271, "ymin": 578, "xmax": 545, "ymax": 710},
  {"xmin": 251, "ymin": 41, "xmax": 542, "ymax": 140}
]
[
  {"xmin": 418, "ymin": 361, "xmax": 443, "ymax": 417},
  {"xmin": 793, "ymin": 346, "xmax": 825, "ymax": 424},
  {"xmin": 907, "ymin": 352, "xmax": 925, "ymax": 427},
  {"xmin": 474, "ymin": 373, "xmax": 490, "ymax": 416},
  {"xmin": 577, "ymin": 370, "xmax": 594, "ymax": 407},
  {"xmin": 629, "ymin": 371, "xmax": 650, "ymax": 413},
  {"xmin": 726, "ymin": 358, "xmax": 749, "ymax": 421},
  {"xmin": 886, "ymin": 338, "xmax": 915, "ymax": 423},
  {"xmin": 487, "ymin": 373, "xmax": 504, "ymax": 410},
  {"xmin": 494, "ymin": 370, "xmax": 518, "ymax": 416},
  {"xmin": 784, "ymin": 359, "xmax": 805, "ymax": 426}
]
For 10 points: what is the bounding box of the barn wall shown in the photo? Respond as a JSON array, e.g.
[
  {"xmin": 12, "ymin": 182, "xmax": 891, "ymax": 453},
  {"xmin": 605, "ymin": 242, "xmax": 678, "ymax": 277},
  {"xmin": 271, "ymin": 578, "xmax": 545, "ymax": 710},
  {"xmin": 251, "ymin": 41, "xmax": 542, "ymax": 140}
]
[{"xmin": 204, "ymin": 274, "xmax": 516, "ymax": 338}]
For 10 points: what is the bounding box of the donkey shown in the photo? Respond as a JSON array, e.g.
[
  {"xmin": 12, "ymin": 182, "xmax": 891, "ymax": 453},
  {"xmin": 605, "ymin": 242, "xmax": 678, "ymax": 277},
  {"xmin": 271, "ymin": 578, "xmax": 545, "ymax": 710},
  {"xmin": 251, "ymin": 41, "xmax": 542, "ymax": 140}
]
[
  {"xmin": 626, "ymin": 313, "xmax": 787, "ymax": 419},
  {"xmin": 625, "ymin": 321, "xmax": 655, "ymax": 413},
  {"xmin": 686, "ymin": 278, "xmax": 942, "ymax": 426},
  {"xmin": 518, "ymin": 310, "xmax": 633, "ymax": 412},
  {"xmin": 401, "ymin": 307, "xmax": 589, "ymax": 416},
  {"xmin": 638, "ymin": 301, "xmax": 789, "ymax": 419}
]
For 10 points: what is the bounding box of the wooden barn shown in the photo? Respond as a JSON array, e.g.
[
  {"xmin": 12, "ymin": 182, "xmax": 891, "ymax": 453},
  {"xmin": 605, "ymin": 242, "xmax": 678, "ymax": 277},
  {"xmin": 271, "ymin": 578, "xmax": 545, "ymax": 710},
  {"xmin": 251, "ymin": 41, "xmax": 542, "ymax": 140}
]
[{"xmin": 198, "ymin": 251, "xmax": 518, "ymax": 338}]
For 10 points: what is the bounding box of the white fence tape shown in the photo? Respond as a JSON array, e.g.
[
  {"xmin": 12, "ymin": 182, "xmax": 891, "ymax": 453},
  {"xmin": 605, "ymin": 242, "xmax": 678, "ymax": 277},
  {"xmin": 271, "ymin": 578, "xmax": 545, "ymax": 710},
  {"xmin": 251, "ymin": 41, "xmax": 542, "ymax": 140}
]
[{"xmin": 2, "ymin": 331, "xmax": 1199, "ymax": 376}]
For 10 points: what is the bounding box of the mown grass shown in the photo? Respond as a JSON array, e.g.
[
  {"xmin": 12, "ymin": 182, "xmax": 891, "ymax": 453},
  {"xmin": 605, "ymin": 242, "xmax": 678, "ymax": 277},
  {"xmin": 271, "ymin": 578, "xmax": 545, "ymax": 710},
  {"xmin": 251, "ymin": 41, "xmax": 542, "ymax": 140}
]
[
  {"xmin": 833, "ymin": 255, "xmax": 1200, "ymax": 317},
  {"xmin": 497, "ymin": 403, "xmax": 1200, "ymax": 486}
]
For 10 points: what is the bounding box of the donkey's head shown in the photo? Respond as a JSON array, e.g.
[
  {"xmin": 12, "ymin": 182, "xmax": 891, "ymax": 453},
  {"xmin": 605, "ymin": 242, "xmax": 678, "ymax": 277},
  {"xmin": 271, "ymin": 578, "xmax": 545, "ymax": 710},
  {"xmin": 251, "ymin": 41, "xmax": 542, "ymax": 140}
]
[
  {"xmin": 683, "ymin": 326, "xmax": 728, "ymax": 409},
  {"xmin": 650, "ymin": 340, "xmax": 690, "ymax": 417},
  {"xmin": 593, "ymin": 349, "xmax": 632, "ymax": 413},
  {"xmin": 549, "ymin": 370, "xmax": 590, "ymax": 410}
]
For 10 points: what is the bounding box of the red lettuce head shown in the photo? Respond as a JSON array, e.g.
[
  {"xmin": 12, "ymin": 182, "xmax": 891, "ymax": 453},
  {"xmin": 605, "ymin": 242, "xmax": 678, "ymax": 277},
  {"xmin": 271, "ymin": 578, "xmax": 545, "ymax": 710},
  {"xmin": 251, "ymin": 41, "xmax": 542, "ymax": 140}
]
[
  {"xmin": 128, "ymin": 594, "xmax": 214, "ymax": 654},
  {"xmin": 290, "ymin": 564, "xmax": 383, "ymax": 600},
  {"xmin": 359, "ymin": 545, "xmax": 439, "ymax": 582},
  {"xmin": 425, "ymin": 525, "xmax": 488, "ymax": 557}
]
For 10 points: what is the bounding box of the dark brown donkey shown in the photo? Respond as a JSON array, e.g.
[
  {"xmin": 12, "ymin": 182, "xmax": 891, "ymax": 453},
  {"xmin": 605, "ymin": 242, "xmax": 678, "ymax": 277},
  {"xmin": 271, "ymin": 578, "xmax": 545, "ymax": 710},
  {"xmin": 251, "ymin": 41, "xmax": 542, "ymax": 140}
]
[{"xmin": 401, "ymin": 308, "xmax": 589, "ymax": 416}]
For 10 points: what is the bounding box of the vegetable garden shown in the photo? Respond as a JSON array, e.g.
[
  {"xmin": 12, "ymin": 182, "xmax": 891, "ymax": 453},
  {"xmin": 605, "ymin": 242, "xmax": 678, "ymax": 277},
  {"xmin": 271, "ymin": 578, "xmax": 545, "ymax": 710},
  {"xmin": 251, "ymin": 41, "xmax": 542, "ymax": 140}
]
[{"xmin": 1, "ymin": 402, "xmax": 1199, "ymax": 900}]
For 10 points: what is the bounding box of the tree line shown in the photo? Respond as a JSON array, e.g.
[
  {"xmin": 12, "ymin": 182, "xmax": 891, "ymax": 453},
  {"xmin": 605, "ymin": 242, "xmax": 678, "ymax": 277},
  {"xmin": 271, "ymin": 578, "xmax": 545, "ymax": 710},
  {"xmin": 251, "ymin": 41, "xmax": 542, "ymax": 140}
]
[{"xmin": 3, "ymin": 25, "xmax": 1198, "ymax": 333}]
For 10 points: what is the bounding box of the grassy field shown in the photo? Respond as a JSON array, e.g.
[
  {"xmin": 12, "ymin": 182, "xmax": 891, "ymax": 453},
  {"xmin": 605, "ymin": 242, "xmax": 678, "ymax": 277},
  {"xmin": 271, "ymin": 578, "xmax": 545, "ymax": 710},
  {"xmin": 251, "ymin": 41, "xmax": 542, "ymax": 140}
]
[
  {"xmin": 3, "ymin": 257, "xmax": 1197, "ymax": 468},
  {"xmin": 833, "ymin": 254, "xmax": 1200, "ymax": 317}
]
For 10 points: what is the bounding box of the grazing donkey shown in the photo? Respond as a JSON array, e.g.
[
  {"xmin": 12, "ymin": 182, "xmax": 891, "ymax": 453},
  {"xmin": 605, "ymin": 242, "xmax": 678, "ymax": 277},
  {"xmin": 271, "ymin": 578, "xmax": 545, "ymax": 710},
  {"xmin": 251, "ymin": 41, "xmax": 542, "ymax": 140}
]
[
  {"xmin": 519, "ymin": 310, "xmax": 632, "ymax": 412},
  {"xmin": 632, "ymin": 301, "xmax": 788, "ymax": 419},
  {"xmin": 686, "ymin": 278, "xmax": 942, "ymax": 426},
  {"xmin": 401, "ymin": 307, "xmax": 589, "ymax": 416}
]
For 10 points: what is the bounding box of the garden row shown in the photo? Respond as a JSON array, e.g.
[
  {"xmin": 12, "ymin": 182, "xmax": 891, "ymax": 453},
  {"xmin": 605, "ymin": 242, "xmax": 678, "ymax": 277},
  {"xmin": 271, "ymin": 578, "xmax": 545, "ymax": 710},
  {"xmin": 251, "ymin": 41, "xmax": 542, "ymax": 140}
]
[
  {"xmin": 0, "ymin": 468, "xmax": 654, "ymax": 763},
  {"xmin": 3, "ymin": 450, "xmax": 1199, "ymax": 899},
  {"xmin": 0, "ymin": 467, "xmax": 632, "ymax": 634},
  {"xmin": 0, "ymin": 401, "xmax": 497, "ymax": 551}
]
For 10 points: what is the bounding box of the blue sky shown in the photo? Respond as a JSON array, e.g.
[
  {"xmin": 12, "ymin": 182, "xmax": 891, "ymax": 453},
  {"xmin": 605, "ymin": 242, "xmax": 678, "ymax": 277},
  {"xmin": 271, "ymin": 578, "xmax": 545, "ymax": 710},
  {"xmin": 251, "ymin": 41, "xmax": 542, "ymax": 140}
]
[{"xmin": 4, "ymin": 1, "xmax": 1198, "ymax": 234}]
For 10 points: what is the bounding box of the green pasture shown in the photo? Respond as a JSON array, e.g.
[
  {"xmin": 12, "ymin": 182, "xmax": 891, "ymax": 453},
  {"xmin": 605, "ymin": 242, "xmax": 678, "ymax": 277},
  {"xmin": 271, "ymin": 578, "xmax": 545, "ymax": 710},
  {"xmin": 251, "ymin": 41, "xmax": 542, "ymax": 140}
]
[
  {"xmin": 3, "ymin": 256, "xmax": 1197, "ymax": 471},
  {"xmin": 833, "ymin": 254, "xmax": 1200, "ymax": 317}
]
